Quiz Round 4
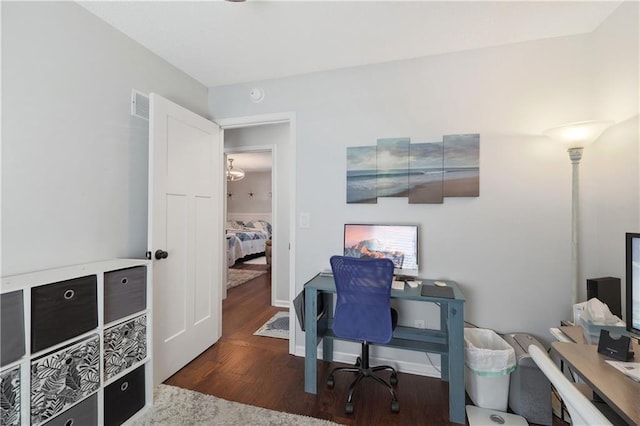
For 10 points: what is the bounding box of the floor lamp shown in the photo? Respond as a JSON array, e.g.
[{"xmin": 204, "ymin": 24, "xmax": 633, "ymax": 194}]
[{"xmin": 543, "ymin": 120, "xmax": 612, "ymax": 316}]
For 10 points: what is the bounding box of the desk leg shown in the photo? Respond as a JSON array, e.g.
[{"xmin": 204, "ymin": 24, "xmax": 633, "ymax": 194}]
[
  {"xmin": 448, "ymin": 302, "xmax": 465, "ymax": 424},
  {"xmin": 304, "ymin": 287, "xmax": 318, "ymax": 394},
  {"xmin": 440, "ymin": 304, "xmax": 449, "ymax": 382}
]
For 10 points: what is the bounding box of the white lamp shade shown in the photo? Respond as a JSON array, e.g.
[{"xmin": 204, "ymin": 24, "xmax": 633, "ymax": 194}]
[{"xmin": 543, "ymin": 120, "xmax": 613, "ymax": 149}]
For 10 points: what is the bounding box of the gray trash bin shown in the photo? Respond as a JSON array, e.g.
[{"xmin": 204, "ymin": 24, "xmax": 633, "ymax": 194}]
[{"xmin": 503, "ymin": 333, "xmax": 552, "ymax": 426}]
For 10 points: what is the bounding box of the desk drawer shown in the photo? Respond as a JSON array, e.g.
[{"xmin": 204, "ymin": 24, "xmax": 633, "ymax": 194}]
[
  {"xmin": 31, "ymin": 275, "xmax": 98, "ymax": 353},
  {"xmin": 103, "ymin": 315, "xmax": 147, "ymax": 380},
  {"xmin": 1, "ymin": 290, "xmax": 25, "ymax": 366},
  {"xmin": 31, "ymin": 335, "xmax": 100, "ymax": 425},
  {"xmin": 0, "ymin": 366, "xmax": 21, "ymax": 426},
  {"xmin": 104, "ymin": 266, "xmax": 146, "ymax": 324},
  {"xmin": 44, "ymin": 393, "xmax": 97, "ymax": 426},
  {"xmin": 104, "ymin": 365, "xmax": 146, "ymax": 426}
]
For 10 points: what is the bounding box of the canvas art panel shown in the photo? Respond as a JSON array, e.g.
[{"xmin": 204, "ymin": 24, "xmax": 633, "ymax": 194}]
[
  {"xmin": 443, "ymin": 134, "xmax": 480, "ymax": 197},
  {"xmin": 409, "ymin": 142, "xmax": 444, "ymax": 204},
  {"xmin": 376, "ymin": 137, "xmax": 410, "ymax": 198},
  {"xmin": 347, "ymin": 146, "xmax": 378, "ymax": 204}
]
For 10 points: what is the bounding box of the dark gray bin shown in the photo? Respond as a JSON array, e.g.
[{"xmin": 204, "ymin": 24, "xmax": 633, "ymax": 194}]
[
  {"xmin": 503, "ymin": 333, "xmax": 552, "ymax": 426},
  {"xmin": 104, "ymin": 266, "xmax": 147, "ymax": 324},
  {"xmin": 31, "ymin": 276, "xmax": 98, "ymax": 353},
  {"xmin": 1, "ymin": 290, "xmax": 25, "ymax": 366},
  {"xmin": 45, "ymin": 393, "xmax": 97, "ymax": 426}
]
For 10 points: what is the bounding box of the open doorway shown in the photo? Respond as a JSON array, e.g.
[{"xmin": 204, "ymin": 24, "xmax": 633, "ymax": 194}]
[
  {"xmin": 220, "ymin": 117, "xmax": 295, "ymax": 353},
  {"xmin": 224, "ymin": 149, "xmax": 273, "ymax": 298}
]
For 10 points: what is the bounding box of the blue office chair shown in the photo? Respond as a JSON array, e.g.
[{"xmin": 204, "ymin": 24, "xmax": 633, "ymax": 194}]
[{"xmin": 328, "ymin": 255, "xmax": 399, "ymax": 414}]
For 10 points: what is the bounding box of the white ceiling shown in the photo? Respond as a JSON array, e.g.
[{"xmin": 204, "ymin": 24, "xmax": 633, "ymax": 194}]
[{"xmin": 79, "ymin": 1, "xmax": 622, "ymax": 88}]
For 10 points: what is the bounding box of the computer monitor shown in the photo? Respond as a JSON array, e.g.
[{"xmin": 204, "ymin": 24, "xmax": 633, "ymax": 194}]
[
  {"xmin": 343, "ymin": 224, "xmax": 419, "ymax": 277},
  {"xmin": 626, "ymin": 232, "xmax": 640, "ymax": 338}
]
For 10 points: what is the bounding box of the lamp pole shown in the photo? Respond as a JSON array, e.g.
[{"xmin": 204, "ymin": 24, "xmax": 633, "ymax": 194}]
[
  {"xmin": 569, "ymin": 147, "xmax": 583, "ymax": 307},
  {"xmin": 543, "ymin": 119, "xmax": 612, "ymax": 320}
]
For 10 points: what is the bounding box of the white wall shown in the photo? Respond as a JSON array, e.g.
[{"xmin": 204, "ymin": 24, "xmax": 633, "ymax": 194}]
[
  {"xmin": 582, "ymin": 1, "xmax": 640, "ymax": 313},
  {"xmin": 1, "ymin": 2, "xmax": 210, "ymax": 276},
  {"xmin": 227, "ymin": 171, "xmax": 272, "ymax": 214},
  {"xmin": 209, "ymin": 2, "xmax": 638, "ymax": 372}
]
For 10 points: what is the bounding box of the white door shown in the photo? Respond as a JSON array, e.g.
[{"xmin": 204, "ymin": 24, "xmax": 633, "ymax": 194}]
[{"xmin": 148, "ymin": 93, "xmax": 224, "ymax": 385}]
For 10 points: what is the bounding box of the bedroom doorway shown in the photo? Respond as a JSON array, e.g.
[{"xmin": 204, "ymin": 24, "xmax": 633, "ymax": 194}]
[{"xmin": 219, "ymin": 114, "xmax": 295, "ymax": 354}]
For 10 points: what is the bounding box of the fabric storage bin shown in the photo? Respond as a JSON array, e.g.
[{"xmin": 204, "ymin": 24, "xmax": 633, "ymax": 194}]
[
  {"xmin": 31, "ymin": 275, "xmax": 98, "ymax": 353},
  {"xmin": 43, "ymin": 393, "xmax": 97, "ymax": 426},
  {"xmin": 1, "ymin": 290, "xmax": 25, "ymax": 366},
  {"xmin": 104, "ymin": 314, "xmax": 147, "ymax": 380},
  {"xmin": 0, "ymin": 366, "xmax": 21, "ymax": 426},
  {"xmin": 31, "ymin": 334, "xmax": 100, "ymax": 425},
  {"xmin": 104, "ymin": 266, "xmax": 147, "ymax": 324},
  {"xmin": 104, "ymin": 365, "xmax": 146, "ymax": 426}
]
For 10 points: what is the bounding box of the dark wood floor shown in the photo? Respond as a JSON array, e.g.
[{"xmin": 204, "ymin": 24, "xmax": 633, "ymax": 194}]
[{"xmin": 165, "ymin": 261, "xmax": 564, "ymax": 425}]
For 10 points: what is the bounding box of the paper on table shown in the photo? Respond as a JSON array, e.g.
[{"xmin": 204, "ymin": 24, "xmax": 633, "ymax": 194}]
[
  {"xmin": 392, "ymin": 280, "xmax": 405, "ymax": 291},
  {"xmin": 605, "ymin": 360, "xmax": 640, "ymax": 382}
]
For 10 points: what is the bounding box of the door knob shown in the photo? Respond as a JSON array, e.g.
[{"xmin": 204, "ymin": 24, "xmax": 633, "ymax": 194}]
[{"xmin": 155, "ymin": 249, "xmax": 169, "ymax": 260}]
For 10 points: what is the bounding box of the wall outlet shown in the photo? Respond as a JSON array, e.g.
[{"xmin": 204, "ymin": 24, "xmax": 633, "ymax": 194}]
[{"xmin": 414, "ymin": 320, "xmax": 425, "ymax": 329}]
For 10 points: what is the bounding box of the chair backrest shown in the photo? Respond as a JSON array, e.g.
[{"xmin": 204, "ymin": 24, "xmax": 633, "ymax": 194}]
[
  {"xmin": 528, "ymin": 344, "xmax": 612, "ymax": 426},
  {"xmin": 329, "ymin": 255, "xmax": 395, "ymax": 344}
]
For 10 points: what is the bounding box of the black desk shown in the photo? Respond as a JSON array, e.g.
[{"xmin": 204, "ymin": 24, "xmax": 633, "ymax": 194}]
[{"xmin": 303, "ymin": 274, "xmax": 466, "ymax": 424}]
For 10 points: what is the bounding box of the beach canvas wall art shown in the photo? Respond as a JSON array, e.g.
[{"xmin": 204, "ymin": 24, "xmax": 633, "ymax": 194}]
[
  {"xmin": 376, "ymin": 138, "xmax": 410, "ymax": 198},
  {"xmin": 346, "ymin": 134, "xmax": 479, "ymax": 204},
  {"xmin": 347, "ymin": 146, "xmax": 378, "ymax": 204},
  {"xmin": 409, "ymin": 142, "xmax": 444, "ymax": 204},
  {"xmin": 443, "ymin": 134, "xmax": 480, "ymax": 197}
]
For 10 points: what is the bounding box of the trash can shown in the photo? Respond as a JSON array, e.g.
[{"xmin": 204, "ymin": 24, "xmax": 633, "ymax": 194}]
[{"xmin": 464, "ymin": 328, "xmax": 516, "ymax": 411}]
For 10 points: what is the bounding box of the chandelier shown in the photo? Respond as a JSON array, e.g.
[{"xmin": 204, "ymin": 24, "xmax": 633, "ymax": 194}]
[{"xmin": 226, "ymin": 158, "xmax": 245, "ymax": 181}]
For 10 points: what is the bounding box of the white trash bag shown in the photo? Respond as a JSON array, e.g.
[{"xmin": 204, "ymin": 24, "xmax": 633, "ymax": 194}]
[{"xmin": 464, "ymin": 328, "xmax": 516, "ymax": 376}]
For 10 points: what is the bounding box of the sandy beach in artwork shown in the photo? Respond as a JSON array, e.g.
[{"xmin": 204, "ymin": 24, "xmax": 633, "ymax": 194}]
[
  {"xmin": 443, "ymin": 176, "xmax": 479, "ymax": 197},
  {"xmin": 403, "ymin": 177, "xmax": 479, "ymax": 203}
]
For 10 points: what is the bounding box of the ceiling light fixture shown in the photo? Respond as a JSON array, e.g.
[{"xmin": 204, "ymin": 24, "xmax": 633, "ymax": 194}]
[{"xmin": 226, "ymin": 158, "xmax": 245, "ymax": 181}]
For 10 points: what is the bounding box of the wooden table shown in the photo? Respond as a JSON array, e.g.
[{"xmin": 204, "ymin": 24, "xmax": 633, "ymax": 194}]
[{"xmin": 553, "ymin": 327, "xmax": 640, "ymax": 425}]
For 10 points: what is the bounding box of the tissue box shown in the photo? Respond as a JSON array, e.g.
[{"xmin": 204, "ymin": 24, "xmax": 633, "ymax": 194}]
[{"xmin": 578, "ymin": 317, "xmax": 626, "ymax": 344}]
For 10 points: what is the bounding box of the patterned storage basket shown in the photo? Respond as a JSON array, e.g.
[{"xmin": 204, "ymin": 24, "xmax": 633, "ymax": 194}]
[
  {"xmin": 103, "ymin": 315, "xmax": 147, "ymax": 380},
  {"xmin": 1, "ymin": 366, "xmax": 21, "ymax": 426},
  {"xmin": 30, "ymin": 334, "xmax": 100, "ymax": 425}
]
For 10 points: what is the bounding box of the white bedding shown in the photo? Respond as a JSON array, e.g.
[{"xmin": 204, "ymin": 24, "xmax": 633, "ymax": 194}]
[{"xmin": 226, "ymin": 219, "xmax": 271, "ymax": 266}]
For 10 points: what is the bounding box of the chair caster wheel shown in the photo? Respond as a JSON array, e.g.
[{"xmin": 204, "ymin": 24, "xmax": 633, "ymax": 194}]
[
  {"xmin": 345, "ymin": 402, "xmax": 354, "ymax": 414},
  {"xmin": 355, "ymin": 357, "xmax": 361, "ymax": 367},
  {"xmin": 391, "ymin": 400, "xmax": 400, "ymax": 413},
  {"xmin": 390, "ymin": 373, "xmax": 398, "ymax": 385},
  {"xmin": 327, "ymin": 375, "xmax": 335, "ymax": 388}
]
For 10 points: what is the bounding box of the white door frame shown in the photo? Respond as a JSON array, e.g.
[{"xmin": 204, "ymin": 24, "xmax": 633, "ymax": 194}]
[{"xmin": 217, "ymin": 112, "xmax": 297, "ymax": 355}]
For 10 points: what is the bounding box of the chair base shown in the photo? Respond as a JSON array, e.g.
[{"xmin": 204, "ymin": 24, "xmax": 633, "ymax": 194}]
[{"xmin": 327, "ymin": 342, "xmax": 399, "ymax": 414}]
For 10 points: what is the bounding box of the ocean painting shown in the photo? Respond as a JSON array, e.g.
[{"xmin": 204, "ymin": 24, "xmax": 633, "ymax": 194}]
[
  {"xmin": 346, "ymin": 133, "xmax": 480, "ymax": 204},
  {"xmin": 347, "ymin": 146, "xmax": 378, "ymax": 204},
  {"xmin": 443, "ymin": 134, "xmax": 480, "ymax": 197},
  {"xmin": 376, "ymin": 138, "xmax": 410, "ymax": 198},
  {"xmin": 409, "ymin": 142, "xmax": 444, "ymax": 204}
]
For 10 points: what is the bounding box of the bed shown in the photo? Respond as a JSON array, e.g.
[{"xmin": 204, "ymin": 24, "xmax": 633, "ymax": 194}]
[{"xmin": 226, "ymin": 217, "xmax": 272, "ymax": 267}]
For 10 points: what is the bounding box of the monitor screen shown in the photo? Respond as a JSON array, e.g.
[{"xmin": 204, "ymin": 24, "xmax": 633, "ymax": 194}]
[
  {"xmin": 626, "ymin": 232, "xmax": 640, "ymax": 337},
  {"xmin": 343, "ymin": 224, "xmax": 419, "ymax": 276}
]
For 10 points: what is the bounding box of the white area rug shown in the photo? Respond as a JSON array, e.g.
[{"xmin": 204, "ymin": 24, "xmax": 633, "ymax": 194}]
[
  {"xmin": 129, "ymin": 384, "xmax": 338, "ymax": 425},
  {"xmin": 227, "ymin": 269, "xmax": 266, "ymax": 289},
  {"xmin": 254, "ymin": 311, "xmax": 289, "ymax": 339}
]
